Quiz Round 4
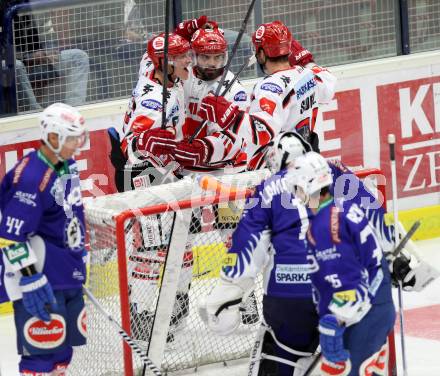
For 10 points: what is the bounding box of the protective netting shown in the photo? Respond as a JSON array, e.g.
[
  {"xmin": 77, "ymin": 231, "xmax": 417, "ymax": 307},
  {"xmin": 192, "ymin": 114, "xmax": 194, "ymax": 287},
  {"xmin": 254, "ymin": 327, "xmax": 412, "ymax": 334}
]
[
  {"xmin": 70, "ymin": 171, "xmax": 269, "ymax": 375},
  {"xmin": 71, "ymin": 168, "xmax": 386, "ymax": 375}
]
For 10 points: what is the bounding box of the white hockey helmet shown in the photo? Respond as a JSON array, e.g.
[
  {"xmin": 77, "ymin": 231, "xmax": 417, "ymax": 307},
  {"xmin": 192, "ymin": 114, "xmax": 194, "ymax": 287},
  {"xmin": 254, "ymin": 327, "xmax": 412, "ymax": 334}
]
[
  {"xmin": 286, "ymin": 151, "xmax": 332, "ymax": 197},
  {"xmin": 264, "ymin": 131, "xmax": 312, "ymax": 172},
  {"xmin": 39, "ymin": 103, "xmax": 88, "ymax": 156}
]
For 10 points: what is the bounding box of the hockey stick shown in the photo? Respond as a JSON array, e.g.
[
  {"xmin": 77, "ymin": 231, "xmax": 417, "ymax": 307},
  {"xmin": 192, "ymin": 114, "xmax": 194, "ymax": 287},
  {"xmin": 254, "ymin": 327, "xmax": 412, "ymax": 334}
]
[
  {"xmin": 392, "ymin": 220, "xmax": 421, "ymax": 258},
  {"xmin": 160, "ymin": 0, "xmax": 171, "ymax": 129},
  {"xmin": 188, "ymin": 54, "xmax": 257, "ymax": 142},
  {"xmin": 303, "ymin": 353, "xmax": 322, "ymax": 376},
  {"xmin": 83, "ymin": 287, "xmax": 163, "ymax": 376},
  {"xmin": 388, "ymin": 133, "xmax": 408, "ymax": 376}
]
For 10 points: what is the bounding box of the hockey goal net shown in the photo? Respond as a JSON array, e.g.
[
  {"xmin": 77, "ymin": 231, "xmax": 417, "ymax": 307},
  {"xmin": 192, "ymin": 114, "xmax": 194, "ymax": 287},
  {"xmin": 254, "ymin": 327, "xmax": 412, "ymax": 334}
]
[{"xmin": 70, "ymin": 168, "xmax": 396, "ymax": 376}]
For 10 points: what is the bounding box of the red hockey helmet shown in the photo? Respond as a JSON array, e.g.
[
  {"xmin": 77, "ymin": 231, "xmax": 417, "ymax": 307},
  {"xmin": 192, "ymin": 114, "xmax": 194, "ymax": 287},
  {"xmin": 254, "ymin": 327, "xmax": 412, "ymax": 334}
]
[
  {"xmin": 147, "ymin": 32, "xmax": 191, "ymax": 69},
  {"xmin": 252, "ymin": 21, "xmax": 292, "ymax": 58},
  {"xmin": 191, "ymin": 28, "xmax": 227, "ymax": 54}
]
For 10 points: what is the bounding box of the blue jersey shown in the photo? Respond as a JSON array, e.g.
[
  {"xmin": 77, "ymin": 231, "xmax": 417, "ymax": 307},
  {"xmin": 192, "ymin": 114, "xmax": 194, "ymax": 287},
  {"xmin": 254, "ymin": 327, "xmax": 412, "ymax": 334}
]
[
  {"xmin": 328, "ymin": 160, "xmax": 395, "ymax": 255},
  {"xmin": 307, "ymin": 198, "xmax": 392, "ymax": 317},
  {"xmin": 221, "ymin": 170, "xmax": 312, "ymax": 298},
  {"xmin": 0, "ymin": 150, "xmax": 87, "ymax": 303}
]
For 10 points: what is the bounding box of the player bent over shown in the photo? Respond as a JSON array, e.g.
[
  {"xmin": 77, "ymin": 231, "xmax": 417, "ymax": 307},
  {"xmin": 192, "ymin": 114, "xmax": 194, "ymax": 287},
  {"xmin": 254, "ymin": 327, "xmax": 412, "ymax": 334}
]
[
  {"xmin": 288, "ymin": 152, "xmax": 395, "ymax": 376},
  {"xmin": 200, "ymin": 133, "xmax": 320, "ymax": 376},
  {"xmin": 0, "ymin": 103, "xmax": 88, "ymax": 375}
]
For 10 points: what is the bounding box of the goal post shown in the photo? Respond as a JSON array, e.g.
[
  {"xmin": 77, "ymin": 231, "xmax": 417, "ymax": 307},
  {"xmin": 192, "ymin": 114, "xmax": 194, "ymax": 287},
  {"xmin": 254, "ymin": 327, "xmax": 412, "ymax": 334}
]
[{"xmin": 72, "ymin": 168, "xmax": 396, "ymax": 376}]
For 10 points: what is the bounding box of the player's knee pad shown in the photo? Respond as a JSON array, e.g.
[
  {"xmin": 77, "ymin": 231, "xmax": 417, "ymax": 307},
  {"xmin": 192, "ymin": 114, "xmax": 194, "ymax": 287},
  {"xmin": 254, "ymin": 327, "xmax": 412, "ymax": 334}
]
[{"xmin": 359, "ymin": 341, "xmax": 388, "ymax": 376}]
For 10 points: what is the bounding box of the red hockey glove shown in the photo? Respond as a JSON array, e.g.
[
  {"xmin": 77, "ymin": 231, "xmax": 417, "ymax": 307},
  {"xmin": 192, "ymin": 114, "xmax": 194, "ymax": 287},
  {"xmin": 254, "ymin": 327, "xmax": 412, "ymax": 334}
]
[
  {"xmin": 135, "ymin": 128, "xmax": 176, "ymax": 157},
  {"xmin": 176, "ymin": 16, "xmax": 217, "ymax": 40},
  {"xmin": 175, "ymin": 139, "xmax": 211, "ymax": 167},
  {"xmin": 289, "ymin": 38, "xmax": 314, "ymax": 66},
  {"xmin": 198, "ymin": 94, "xmax": 241, "ymax": 130}
]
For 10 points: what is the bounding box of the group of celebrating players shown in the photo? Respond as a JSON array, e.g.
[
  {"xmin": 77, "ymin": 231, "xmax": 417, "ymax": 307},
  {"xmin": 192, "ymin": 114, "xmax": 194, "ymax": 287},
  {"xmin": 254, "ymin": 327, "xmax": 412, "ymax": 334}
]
[{"xmin": 0, "ymin": 12, "xmax": 438, "ymax": 376}]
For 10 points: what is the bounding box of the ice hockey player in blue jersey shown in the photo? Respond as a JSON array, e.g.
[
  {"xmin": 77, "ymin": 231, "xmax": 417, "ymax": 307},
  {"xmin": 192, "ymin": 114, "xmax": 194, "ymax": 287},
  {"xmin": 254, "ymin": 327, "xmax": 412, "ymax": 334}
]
[
  {"xmin": 327, "ymin": 159, "xmax": 439, "ymax": 293},
  {"xmin": 287, "ymin": 152, "xmax": 395, "ymax": 376},
  {"xmin": 0, "ymin": 103, "xmax": 88, "ymax": 376},
  {"xmin": 200, "ymin": 132, "xmax": 320, "ymax": 376}
]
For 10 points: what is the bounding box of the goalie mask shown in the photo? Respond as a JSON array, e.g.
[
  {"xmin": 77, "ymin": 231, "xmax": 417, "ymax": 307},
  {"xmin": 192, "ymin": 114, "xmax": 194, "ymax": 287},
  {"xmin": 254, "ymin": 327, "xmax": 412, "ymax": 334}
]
[
  {"xmin": 39, "ymin": 102, "xmax": 88, "ymax": 160},
  {"xmin": 264, "ymin": 132, "xmax": 311, "ymax": 173},
  {"xmin": 191, "ymin": 28, "xmax": 228, "ymax": 81}
]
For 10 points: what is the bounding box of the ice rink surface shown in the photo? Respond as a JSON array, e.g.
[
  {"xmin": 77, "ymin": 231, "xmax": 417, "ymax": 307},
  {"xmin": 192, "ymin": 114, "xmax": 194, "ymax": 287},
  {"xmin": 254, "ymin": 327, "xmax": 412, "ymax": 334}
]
[{"xmin": 1, "ymin": 238, "xmax": 439, "ymax": 376}]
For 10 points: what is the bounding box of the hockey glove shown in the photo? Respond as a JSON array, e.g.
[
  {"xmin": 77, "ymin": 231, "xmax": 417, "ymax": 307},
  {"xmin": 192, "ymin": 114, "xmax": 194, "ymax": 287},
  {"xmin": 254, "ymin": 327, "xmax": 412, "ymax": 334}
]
[
  {"xmin": 175, "ymin": 139, "xmax": 211, "ymax": 167},
  {"xmin": 318, "ymin": 314, "xmax": 350, "ymax": 363},
  {"xmin": 19, "ymin": 273, "xmax": 57, "ymax": 322},
  {"xmin": 198, "ymin": 94, "xmax": 242, "ymax": 130},
  {"xmin": 391, "ymin": 252, "xmax": 440, "ymax": 292},
  {"xmin": 289, "ymin": 38, "xmax": 314, "ymax": 66},
  {"xmin": 176, "ymin": 16, "xmax": 218, "ymax": 40},
  {"xmin": 135, "ymin": 128, "xmax": 176, "ymax": 158}
]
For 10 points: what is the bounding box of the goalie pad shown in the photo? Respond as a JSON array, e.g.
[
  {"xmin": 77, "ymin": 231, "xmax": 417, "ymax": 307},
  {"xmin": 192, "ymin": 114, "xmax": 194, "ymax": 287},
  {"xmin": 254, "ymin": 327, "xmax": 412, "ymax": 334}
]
[
  {"xmin": 248, "ymin": 321, "xmax": 317, "ymax": 376},
  {"xmin": 198, "ymin": 277, "xmax": 254, "ymax": 335}
]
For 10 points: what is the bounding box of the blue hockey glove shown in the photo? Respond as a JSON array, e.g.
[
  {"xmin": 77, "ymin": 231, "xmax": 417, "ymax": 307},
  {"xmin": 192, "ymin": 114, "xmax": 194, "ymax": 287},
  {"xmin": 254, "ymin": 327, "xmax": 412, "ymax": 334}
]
[
  {"xmin": 318, "ymin": 314, "xmax": 350, "ymax": 363},
  {"xmin": 19, "ymin": 273, "xmax": 57, "ymax": 322}
]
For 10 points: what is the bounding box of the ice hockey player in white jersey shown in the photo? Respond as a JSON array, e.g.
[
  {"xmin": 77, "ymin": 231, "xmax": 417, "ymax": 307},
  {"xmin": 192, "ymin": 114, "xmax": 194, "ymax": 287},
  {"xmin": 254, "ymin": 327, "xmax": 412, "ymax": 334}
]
[
  {"xmin": 111, "ymin": 32, "xmax": 192, "ymax": 191},
  {"xmin": 0, "ymin": 103, "xmax": 88, "ymax": 375},
  {"xmin": 197, "ymin": 20, "xmax": 336, "ymax": 162},
  {"xmin": 200, "ymin": 132, "xmax": 321, "ymax": 376},
  {"xmin": 174, "ymin": 27, "xmax": 249, "ymax": 174}
]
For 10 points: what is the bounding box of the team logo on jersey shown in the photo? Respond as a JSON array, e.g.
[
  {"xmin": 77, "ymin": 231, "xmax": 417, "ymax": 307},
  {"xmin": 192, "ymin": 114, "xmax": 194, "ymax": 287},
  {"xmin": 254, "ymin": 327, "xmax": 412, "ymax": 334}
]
[
  {"xmin": 24, "ymin": 315, "xmax": 66, "ymax": 349},
  {"xmin": 64, "ymin": 216, "xmax": 85, "ymax": 253},
  {"xmin": 275, "ymin": 264, "xmax": 311, "ymax": 284},
  {"xmin": 255, "ymin": 25, "xmax": 265, "ymax": 39},
  {"xmin": 261, "ymin": 82, "xmax": 282, "ymax": 94},
  {"xmin": 233, "ymin": 91, "xmax": 247, "ymax": 102},
  {"xmin": 141, "ymin": 99, "xmax": 163, "ymax": 111},
  {"xmin": 77, "ymin": 307, "xmax": 87, "ymax": 338}
]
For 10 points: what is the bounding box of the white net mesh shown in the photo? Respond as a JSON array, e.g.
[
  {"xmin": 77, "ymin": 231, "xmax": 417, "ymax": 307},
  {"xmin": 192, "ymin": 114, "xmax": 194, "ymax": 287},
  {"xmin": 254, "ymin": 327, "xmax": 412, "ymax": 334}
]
[
  {"xmin": 71, "ymin": 168, "xmax": 387, "ymax": 375},
  {"xmin": 70, "ymin": 170, "xmax": 269, "ymax": 375}
]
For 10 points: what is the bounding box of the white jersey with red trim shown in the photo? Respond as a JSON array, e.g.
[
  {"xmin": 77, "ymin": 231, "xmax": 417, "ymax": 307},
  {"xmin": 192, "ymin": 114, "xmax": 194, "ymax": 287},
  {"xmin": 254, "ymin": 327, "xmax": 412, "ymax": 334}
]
[
  {"xmin": 181, "ymin": 68, "xmax": 250, "ymax": 174},
  {"xmin": 232, "ymin": 65, "xmax": 336, "ymax": 159},
  {"xmin": 121, "ymin": 66, "xmax": 186, "ymax": 165}
]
